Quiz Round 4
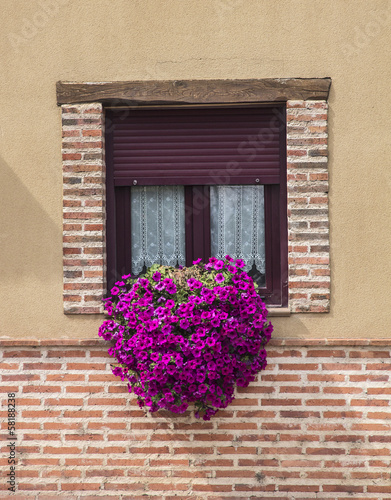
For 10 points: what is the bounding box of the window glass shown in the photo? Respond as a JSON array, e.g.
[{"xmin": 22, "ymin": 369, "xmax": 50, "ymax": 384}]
[
  {"xmin": 210, "ymin": 185, "xmax": 266, "ymax": 286},
  {"xmin": 130, "ymin": 185, "xmax": 186, "ymax": 274}
]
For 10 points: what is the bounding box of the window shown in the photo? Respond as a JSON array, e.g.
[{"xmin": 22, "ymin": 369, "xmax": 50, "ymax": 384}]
[
  {"xmin": 59, "ymin": 78, "xmax": 330, "ymax": 314},
  {"xmin": 105, "ymin": 105, "xmax": 288, "ymax": 307}
]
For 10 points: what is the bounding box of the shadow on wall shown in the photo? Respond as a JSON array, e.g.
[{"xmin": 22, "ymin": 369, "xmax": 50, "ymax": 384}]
[{"xmin": 0, "ymin": 155, "xmax": 61, "ymax": 284}]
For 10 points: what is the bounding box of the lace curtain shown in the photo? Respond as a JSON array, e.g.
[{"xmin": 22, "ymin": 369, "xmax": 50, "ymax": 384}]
[
  {"xmin": 210, "ymin": 185, "xmax": 266, "ymax": 274},
  {"xmin": 131, "ymin": 186, "xmax": 186, "ymax": 275},
  {"xmin": 130, "ymin": 184, "xmax": 265, "ymax": 276}
]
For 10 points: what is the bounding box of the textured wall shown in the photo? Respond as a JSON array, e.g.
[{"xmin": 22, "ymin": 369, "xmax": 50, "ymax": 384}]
[
  {"xmin": 0, "ymin": 0, "xmax": 390, "ymax": 338},
  {"xmin": 1, "ymin": 339, "xmax": 391, "ymax": 497}
]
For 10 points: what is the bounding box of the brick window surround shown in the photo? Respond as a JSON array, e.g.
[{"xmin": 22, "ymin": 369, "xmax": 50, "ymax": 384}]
[{"xmin": 59, "ymin": 79, "xmax": 331, "ymax": 314}]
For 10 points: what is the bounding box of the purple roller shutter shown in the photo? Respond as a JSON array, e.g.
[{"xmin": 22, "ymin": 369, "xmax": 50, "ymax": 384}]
[{"xmin": 108, "ymin": 106, "xmax": 284, "ymax": 186}]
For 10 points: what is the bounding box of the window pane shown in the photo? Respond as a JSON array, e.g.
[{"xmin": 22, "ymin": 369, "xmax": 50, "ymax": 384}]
[
  {"xmin": 131, "ymin": 186, "xmax": 186, "ymax": 275},
  {"xmin": 210, "ymin": 185, "xmax": 266, "ymax": 284}
]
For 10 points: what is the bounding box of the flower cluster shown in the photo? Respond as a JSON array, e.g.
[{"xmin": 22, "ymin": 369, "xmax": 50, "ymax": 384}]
[{"xmin": 98, "ymin": 256, "xmax": 272, "ymax": 420}]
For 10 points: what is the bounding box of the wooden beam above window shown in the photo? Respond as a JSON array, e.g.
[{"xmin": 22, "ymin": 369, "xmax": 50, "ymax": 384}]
[{"xmin": 56, "ymin": 78, "xmax": 331, "ymax": 106}]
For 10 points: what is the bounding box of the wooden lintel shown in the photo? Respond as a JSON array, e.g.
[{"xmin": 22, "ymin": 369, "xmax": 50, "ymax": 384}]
[{"xmin": 56, "ymin": 78, "xmax": 331, "ymax": 106}]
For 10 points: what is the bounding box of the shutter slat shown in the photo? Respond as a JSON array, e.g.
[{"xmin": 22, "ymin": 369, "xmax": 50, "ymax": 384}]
[{"xmin": 108, "ymin": 106, "xmax": 283, "ymax": 185}]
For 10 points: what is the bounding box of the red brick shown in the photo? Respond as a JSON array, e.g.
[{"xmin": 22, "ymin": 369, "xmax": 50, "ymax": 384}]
[
  {"xmin": 323, "ymin": 485, "xmax": 363, "ymax": 493},
  {"xmin": 62, "ymin": 153, "xmax": 82, "ymax": 160},
  {"xmin": 45, "ymin": 398, "xmax": 83, "ymax": 406},
  {"xmin": 279, "ymin": 386, "xmax": 319, "ymax": 393},
  {"xmin": 18, "ymin": 483, "xmax": 57, "ymax": 491},
  {"xmin": 349, "ymin": 448, "xmax": 390, "ymax": 456},
  {"xmin": 3, "ymin": 350, "xmax": 41, "ymax": 358},
  {"xmin": 279, "ymin": 434, "xmax": 319, "ymax": 442},
  {"xmin": 280, "ymin": 460, "xmax": 321, "ymax": 467},
  {"xmin": 323, "ymin": 411, "xmax": 363, "ymax": 418},
  {"xmin": 23, "ymin": 363, "xmax": 61, "ymax": 370},
  {"xmin": 63, "ymin": 411, "xmax": 103, "ymax": 418},
  {"xmin": 279, "ymin": 485, "xmax": 319, "ymax": 492},
  {"xmin": 47, "ymin": 350, "xmax": 86, "ymax": 358},
  {"xmin": 46, "ymin": 374, "xmax": 85, "ymax": 381},
  {"xmin": 43, "ymin": 446, "xmax": 82, "ymax": 454},
  {"xmin": 307, "ymin": 374, "xmax": 345, "ymax": 382},
  {"xmin": 307, "ymin": 349, "xmax": 345, "ymax": 358},
  {"xmin": 280, "ymin": 411, "xmax": 321, "ymax": 418},
  {"xmin": 82, "ymin": 129, "xmax": 102, "ymax": 137},
  {"xmin": 236, "ymin": 411, "xmax": 276, "ymax": 418},
  {"xmin": 367, "ymin": 363, "xmax": 391, "ymax": 370},
  {"xmin": 261, "ymin": 374, "xmax": 301, "ymax": 382},
  {"xmin": 279, "ymin": 363, "xmax": 318, "ymax": 370},
  {"xmin": 130, "ymin": 446, "xmax": 169, "ymax": 454},
  {"xmin": 322, "ymin": 363, "xmax": 362, "ymax": 370},
  {"xmin": 306, "ymin": 447, "xmax": 345, "ymax": 455},
  {"xmin": 61, "ymin": 483, "xmax": 101, "ymax": 491},
  {"xmin": 193, "ymin": 484, "xmax": 232, "ymax": 492}
]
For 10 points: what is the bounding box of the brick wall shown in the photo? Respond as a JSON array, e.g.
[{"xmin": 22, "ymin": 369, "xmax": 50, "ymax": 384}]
[
  {"xmin": 62, "ymin": 103, "xmax": 106, "ymax": 314},
  {"xmin": 61, "ymin": 100, "xmax": 330, "ymax": 314},
  {"xmin": 1, "ymin": 339, "xmax": 390, "ymax": 499},
  {"xmin": 286, "ymin": 101, "xmax": 330, "ymax": 313}
]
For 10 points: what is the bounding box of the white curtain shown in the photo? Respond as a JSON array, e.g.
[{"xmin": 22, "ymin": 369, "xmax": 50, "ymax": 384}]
[
  {"xmin": 130, "ymin": 184, "xmax": 265, "ymax": 276},
  {"xmin": 210, "ymin": 185, "xmax": 265, "ymax": 274},
  {"xmin": 131, "ymin": 186, "xmax": 186, "ymax": 275}
]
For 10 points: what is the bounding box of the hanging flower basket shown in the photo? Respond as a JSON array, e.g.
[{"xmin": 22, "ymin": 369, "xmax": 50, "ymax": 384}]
[{"xmin": 98, "ymin": 256, "xmax": 273, "ymax": 420}]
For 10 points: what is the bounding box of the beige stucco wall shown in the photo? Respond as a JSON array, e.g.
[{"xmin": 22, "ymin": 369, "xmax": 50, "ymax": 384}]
[{"xmin": 0, "ymin": 0, "xmax": 390, "ymax": 339}]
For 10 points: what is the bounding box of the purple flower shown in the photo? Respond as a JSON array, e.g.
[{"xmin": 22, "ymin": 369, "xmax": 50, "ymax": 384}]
[
  {"xmin": 207, "ymin": 361, "xmax": 216, "ymax": 371},
  {"xmin": 111, "ymin": 286, "xmax": 120, "ymax": 295},
  {"xmin": 180, "ymin": 319, "xmax": 190, "ymax": 330},
  {"xmin": 193, "ymin": 258, "xmax": 202, "ymax": 265},
  {"xmin": 236, "ymin": 259, "xmax": 245, "ymax": 268},
  {"xmin": 215, "ymin": 273, "xmax": 225, "ymax": 284},
  {"xmin": 165, "ymin": 392, "xmax": 175, "ymax": 403},
  {"xmin": 166, "ymin": 282, "xmax": 177, "ymax": 294},
  {"xmin": 214, "ymin": 260, "xmax": 224, "ymax": 270},
  {"xmin": 162, "ymin": 354, "xmax": 172, "ymax": 364},
  {"xmin": 152, "ymin": 271, "xmax": 161, "ymax": 282}
]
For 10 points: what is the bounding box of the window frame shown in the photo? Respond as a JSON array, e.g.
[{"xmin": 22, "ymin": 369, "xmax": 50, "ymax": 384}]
[{"xmin": 104, "ymin": 104, "xmax": 288, "ymax": 308}]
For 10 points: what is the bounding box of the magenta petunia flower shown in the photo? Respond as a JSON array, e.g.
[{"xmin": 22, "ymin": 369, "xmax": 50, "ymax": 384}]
[
  {"xmin": 214, "ymin": 260, "xmax": 224, "ymax": 270},
  {"xmin": 152, "ymin": 271, "xmax": 161, "ymax": 282},
  {"xmin": 165, "ymin": 282, "xmax": 177, "ymax": 294},
  {"xmin": 215, "ymin": 273, "xmax": 225, "ymax": 283},
  {"xmin": 206, "ymin": 337, "xmax": 216, "ymax": 347},
  {"xmin": 180, "ymin": 319, "xmax": 190, "ymax": 330}
]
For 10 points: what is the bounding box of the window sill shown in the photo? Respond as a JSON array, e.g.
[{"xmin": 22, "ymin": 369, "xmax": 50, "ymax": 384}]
[{"xmin": 267, "ymin": 308, "xmax": 291, "ymax": 317}]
